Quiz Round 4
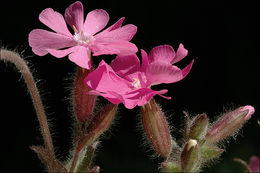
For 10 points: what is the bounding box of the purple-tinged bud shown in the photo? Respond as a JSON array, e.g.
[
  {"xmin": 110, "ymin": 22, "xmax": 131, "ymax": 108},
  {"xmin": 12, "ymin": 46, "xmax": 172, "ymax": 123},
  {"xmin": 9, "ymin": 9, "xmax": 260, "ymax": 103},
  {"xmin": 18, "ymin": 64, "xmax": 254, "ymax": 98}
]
[
  {"xmin": 189, "ymin": 113, "xmax": 209, "ymax": 141},
  {"xmin": 161, "ymin": 161, "xmax": 181, "ymax": 172},
  {"xmin": 77, "ymin": 104, "xmax": 118, "ymax": 151},
  {"xmin": 206, "ymin": 105, "xmax": 255, "ymax": 144},
  {"xmin": 73, "ymin": 67, "xmax": 97, "ymax": 123},
  {"xmin": 200, "ymin": 144, "xmax": 224, "ymax": 162},
  {"xmin": 181, "ymin": 139, "xmax": 199, "ymax": 172},
  {"xmin": 141, "ymin": 99, "xmax": 172, "ymax": 158},
  {"xmin": 249, "ymin": 156, "xmax": 260, "ymax": 173},
  {"xmin": 233, "ymin": 156, "xmax": 260, "ymax": 173}
]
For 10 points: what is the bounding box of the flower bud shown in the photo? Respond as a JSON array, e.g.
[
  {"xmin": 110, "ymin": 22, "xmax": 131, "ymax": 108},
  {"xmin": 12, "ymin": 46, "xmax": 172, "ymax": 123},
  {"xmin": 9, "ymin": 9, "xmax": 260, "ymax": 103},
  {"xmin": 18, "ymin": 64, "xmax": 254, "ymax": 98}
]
[
  {"xmin": 249, "ymin": 156, "xmax": 260, "ymax": 173},
  {"xmin": 181, "ymin": 139, "xmax": 199, "ymax": 172},
  {"xmin": 73, "ymin": 67, "xmax": 97, "ymax": 123},
  {"xmin": 200, "ymin": 144, "xmax": 224, "ymax": 161},
  {"xmin": 189, "ymin": 113, "xmax": 209, "ymax": 141},
  {"xmin": 77, "ymin": 104, "xmax": 118, "ymax": 151},
  {"xmin": 161, "ymin": 161, "xmax": 181, "ymax": 172},
  {"xmin": 141, "ymin": 99, "xmax": 172, "ymax": 158},
  {"xmin": 233, "ymin": 156, "xmax": 260, "ymax": 173},
  {"xmin": 206, "ymin": 105, "xmax": 255, "ymax": 144}
]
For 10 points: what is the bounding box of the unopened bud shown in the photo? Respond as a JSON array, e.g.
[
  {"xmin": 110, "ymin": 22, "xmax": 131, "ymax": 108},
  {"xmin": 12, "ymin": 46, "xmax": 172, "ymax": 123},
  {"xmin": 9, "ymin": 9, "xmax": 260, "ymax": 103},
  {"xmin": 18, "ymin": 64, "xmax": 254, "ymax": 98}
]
[
  {"xmin": 141, "ymin": 99, "xmax": 172, "ymax": 158},
  {"xmin": 73, "ymin": 67, "xmax": 97, "ymax": 123},
  {"xmin": 206, "ymin": 105, "xmax": 255, "ymax": 144},
  {"xmin": 161, "ymin": 161, "xmax": 181, "ymax": 172},
  {"xmin": 181, "ymin": 139, "xmax": 199, "ymax": 172},
  {"xmin": 77, "ymin": 104, "xmax": 118, "ymax": 151},
  {"xmin": 249, "ymin": 156, "xmax": 260, "ymax": 173},
  {"xmin": 189, "ymin": 113, "xmax": 209, "ymax": 141},
  {"xmin": 201, "ymin": 144, "xmax": 224, "ymax": 161}
]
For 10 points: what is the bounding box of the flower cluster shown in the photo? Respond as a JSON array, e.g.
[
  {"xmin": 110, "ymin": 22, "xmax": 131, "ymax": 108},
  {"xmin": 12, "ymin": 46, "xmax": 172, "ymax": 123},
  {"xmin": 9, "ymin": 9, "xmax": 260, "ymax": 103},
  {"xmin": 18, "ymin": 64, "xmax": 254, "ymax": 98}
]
[
  {"xmin": 85, "ymin": 44, "xmax": 193, "ymax": 108},
  {"xmin": 29, "ymin": 1, "xmax": 193, "ymax": 108},
  {"xmin": 25, "ymin": 1, "xmax": 256, "ymax": 173}
]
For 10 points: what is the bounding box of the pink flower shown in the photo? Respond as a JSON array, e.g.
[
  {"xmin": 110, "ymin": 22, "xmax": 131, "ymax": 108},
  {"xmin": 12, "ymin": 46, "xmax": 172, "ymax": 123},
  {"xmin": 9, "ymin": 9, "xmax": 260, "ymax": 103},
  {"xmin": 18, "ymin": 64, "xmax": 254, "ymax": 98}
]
[
  {"xmin": 28, "ymin": 1, "xmax": 137, "ymax": 69},
  {"xmin": 84, "ymin": 44, "xmax": 194, "ymax": 109}
]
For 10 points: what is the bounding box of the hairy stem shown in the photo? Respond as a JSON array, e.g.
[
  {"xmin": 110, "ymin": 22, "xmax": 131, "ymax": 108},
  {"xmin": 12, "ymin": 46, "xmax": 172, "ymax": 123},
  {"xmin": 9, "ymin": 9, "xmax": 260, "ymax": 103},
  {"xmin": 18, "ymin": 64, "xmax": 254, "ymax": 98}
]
[
  {"xmin": 70, "ymin": 149, "xmax": 80, "ymax": 172},
  {"xmin": 0, "ymin": 49, "xmax": 55, "ymax": 157}
]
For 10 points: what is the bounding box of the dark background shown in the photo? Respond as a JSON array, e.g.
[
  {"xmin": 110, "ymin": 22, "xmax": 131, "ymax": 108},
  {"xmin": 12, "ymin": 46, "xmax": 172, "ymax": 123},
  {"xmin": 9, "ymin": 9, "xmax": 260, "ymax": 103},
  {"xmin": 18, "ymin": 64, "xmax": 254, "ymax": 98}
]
[{"xmin": 0, "ymin": 0, "xmax": 259, "ymax": 172}]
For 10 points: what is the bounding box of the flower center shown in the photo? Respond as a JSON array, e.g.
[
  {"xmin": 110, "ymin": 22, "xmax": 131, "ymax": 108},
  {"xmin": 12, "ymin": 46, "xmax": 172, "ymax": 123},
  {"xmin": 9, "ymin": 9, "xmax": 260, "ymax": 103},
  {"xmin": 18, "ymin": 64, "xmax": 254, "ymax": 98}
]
[
  {"xmin": 73, "ymin": 26, "xmax": 95, "ymax": 46},
  {"xmin": 132, "ymin": 78, "xmax": 141, "ymax": 89}
]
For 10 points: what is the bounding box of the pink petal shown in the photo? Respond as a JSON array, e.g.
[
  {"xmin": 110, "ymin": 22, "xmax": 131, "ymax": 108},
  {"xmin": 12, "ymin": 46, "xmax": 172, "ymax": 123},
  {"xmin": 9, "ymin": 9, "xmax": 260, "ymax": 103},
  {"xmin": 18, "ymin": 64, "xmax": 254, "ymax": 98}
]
[
  {"xmin": 110, "ymin": 54, "xmax": 140, "ymax": 77},
  {"xmin": 95, "ymin": 24, "xmax": 137, "ymax": 41},
  {"xmin": 87, "ymin": 90, "xmax": 122, "ymax": 105},
  {"xmin": 126, "ymin": 88, "xmax": 167, "ymax": 107},
  {"xmin": 141, "ymin": 49, "xmax": 149, "ymax": 72},
  {"xmin": 171, "ymin": 43, "xmax": 188, "ymax": 64},
  {"xmin": 157, "ymin": 89, "xmax": 171, "ymax": 99},
  {"xmin": 100, "ymin": 17, "xmax": 125, "ymax": 34},
  {"xmin": 146, "ymin": 61, "xmax": 183, "ymax": 85},
  {"xmin": 28, "ymin": 29, "xmax": 75, "ymax": 56},
  {"xmin": 149, "ymin": 45, "xmax": 175, "ymax": 64},
  {"xmin": 249, "ymin": 156, "xmax": 260, "ymax": 172},
  {"xmin": 46, "ymin": 47, "xmax": 76, "ymax": 58},
  {"xmin": 65, "ymin": 1, "xmax": 84, "ymax": 31},
  {"xmin": 88, "ymin": 89, "xmax": 138, "ymax": 109},
  {"xmin": 91, "ymin": 40, "xmax": 138, "ymax": 56},
  {"xmin": 39, "ymin": 8, "xmax": 72, "ymax": 37},
  {"xmin": 122, "ymin": 88, "xmax": 170, "ymax": 108},
  {"xmin": 90, "ymin": 43, "xmax": 120, "ymax": 56},
  {"xmin": 68, "ymin": 46, "xmax": 91, "ymax": 69},
  {"xmin": 182, "ymin": 59, "xmax": 194, "ymax": 78},
  {"xmin": 83, "ymin": 9, "xmax": 109, "ymax": 35},
  {"xmin": 84, "ymin": 60, "xmax": 130, "ymax": 93},
  {"xmin": 239, "ymin": 105, "xmax": 255, "ymax": 121}
]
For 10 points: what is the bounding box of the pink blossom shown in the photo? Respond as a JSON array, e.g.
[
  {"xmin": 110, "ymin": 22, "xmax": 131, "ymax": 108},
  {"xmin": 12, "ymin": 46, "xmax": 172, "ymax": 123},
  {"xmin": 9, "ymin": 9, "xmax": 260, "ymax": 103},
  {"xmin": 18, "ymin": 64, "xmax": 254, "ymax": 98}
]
[
  {"xmin": 28, "ymin": 1, "xmax": 137, "ymax": 69},
  {"xmin": 84, "ymin": 44, "xmax": 194, "ymax": 109}
]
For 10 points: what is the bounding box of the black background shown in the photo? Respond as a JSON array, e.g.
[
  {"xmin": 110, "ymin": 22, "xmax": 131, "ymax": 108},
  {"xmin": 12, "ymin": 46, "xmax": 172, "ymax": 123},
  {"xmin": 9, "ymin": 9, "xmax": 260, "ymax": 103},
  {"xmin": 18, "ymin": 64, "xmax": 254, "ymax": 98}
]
[{"xmin": 0, "ymin": 0, "xmax": 259, "ymax": 172}]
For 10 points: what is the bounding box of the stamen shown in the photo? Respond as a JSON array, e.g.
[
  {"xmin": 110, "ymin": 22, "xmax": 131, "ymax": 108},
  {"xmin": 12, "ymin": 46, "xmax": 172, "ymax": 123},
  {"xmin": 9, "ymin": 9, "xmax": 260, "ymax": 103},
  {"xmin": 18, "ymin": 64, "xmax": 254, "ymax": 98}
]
[
  {"xmin": 73, "ymin": 25, "xmax": 78, "ymax": 33},
  {"xmin": 132, "ymin": 78, "xmax": 141, "ymax": 88}
]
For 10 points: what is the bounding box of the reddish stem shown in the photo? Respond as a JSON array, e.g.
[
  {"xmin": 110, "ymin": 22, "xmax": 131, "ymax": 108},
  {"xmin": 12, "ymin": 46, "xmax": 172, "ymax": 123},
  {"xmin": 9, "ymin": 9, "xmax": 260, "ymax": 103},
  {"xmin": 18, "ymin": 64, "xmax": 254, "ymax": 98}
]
[{"xmin": 0, "ymin": 49, "xmax": 55, "ymax": 157}]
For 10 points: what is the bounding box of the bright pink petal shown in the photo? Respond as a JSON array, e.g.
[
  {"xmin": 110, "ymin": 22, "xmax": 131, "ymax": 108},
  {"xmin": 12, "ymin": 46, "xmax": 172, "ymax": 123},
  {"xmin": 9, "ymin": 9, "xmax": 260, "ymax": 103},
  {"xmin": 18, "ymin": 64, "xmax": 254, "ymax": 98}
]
[
  {"xmin": 108, "ymin": 91, "xmax": 140, "ymax": 109},
  {"xmin": 88, "ymin": 90, "xmax": 138, "ymax": 109},
  {"xmin": 90, "ymin": 43, "xmax": 120, "ymax": 56},
  {"xmin": 126, "ymin": 88, "xmax": 169, "ymax": 107},
  {"xmin": 141, "ymin": 49, "xmax": 149, "ymax": 72},
  {"xmin": 110, "ymin": 54, "xmax": 140, "ymax": 77},
  {"xmin": 149, "ymin": 45, "xmax": 175, "ymax": 64},
  {"xmin": 146, "ymin": 61, "xmax": 183, "ymax": 85},
  {"xmin": 95, "ymin": 24, "xmax": 137, "ymax": 41},
  {"xmin": 100, "ymin": 17, "xmax": 125, "ymax": 34},
  {"xmin": 91, "ymin": 40, "xmax": 138, "ymax": 56},
  {"xmin": 249, "ymin": 156, "xmax": 260, "ymax": 172},
  {"xmin": 87, "ymin": 90, "xmax": 122, "ymax": 105},
  {"xmin": 46, "ymin": 47, "xmax": 76, "ymax": 58},
  {"xmin": 84, "ymin": 60, "xmax": 131, "ymax": 93},
  {"xmin": 172, "ymin": 43, "xmax": 188, "ymax": 64},
  {"xmin": 182, "ymin": 59, "xmax": 194, "ymax": 78},
  {"xmin": 157, "ymin": 89, "xmax": 171, "ymax": 99},
  {"xmin": 65, "ymin": 1, "xmax": 84, "ymax": 31},
  {"xmin": 68, "ymin": 46, "xmax": 91, "ymax": 69},
  {"xmin": 83, "ymin": 9, "xmax": 109, "ymax": 35},
  {"xmin": 39, "ymin": 8, "xmax": 72, "ymax": 37},
  {"xmin": 28, "ymin": 29, "xmax": 75, "ymax": 56}
]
